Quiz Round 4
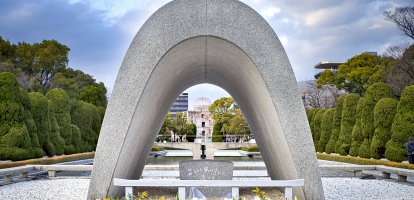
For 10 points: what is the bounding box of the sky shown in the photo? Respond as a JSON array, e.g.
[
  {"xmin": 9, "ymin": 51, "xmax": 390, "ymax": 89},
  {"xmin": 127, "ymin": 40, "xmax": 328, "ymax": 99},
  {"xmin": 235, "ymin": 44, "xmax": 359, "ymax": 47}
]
[{"xmin": 0, "ymin": 0, "xmax": 412, "ymax": 109}]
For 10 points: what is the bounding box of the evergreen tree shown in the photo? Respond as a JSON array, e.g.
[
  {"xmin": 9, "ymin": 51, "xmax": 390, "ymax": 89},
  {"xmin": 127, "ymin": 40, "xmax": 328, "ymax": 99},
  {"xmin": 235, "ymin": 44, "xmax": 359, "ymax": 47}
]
[
  {"xmin": 313, "ymin": 109, "xmax": 327, "ymax": 150},
  {"xmin": 307, "ymin": 108, "xmax": 321, "ymax": 140},
  {"xmin": 71, "ymin": 100, "xmax": 96, "ymax": 152},
  {"xmin": 46, "ymin": 89, "xmax": 75, "ymax": 154},
  {"xmin": 370, "ymin": 98, "xmax": 398, "ymax": 159},
  {"xmin": 0, "ymin": 72, "xmax": 33, "ymax": 160},
  {"xmin": 336, "ymin": 94, "xmax": 361, "ymax": 155},
  {"xmin": 358, "ymin": 83, "xmax": 394, "ymax": 158},
  {"xmin": 349, "ymin": 97, "xmax": 366, "ymax": 156},
  {"xmin": 325, "ymin": 95, "xmax": 346, "ymax": 154},
  {"xmin": 47, "ymin": 100, "xmax": 65, "ymax": 155},
  {"xmin": 385, "ymin": 86, "xmax": 414, "ymax": 162},
  {"xmin": 318, "ymin": 108, "xmax": 335, "ymax": 153}
]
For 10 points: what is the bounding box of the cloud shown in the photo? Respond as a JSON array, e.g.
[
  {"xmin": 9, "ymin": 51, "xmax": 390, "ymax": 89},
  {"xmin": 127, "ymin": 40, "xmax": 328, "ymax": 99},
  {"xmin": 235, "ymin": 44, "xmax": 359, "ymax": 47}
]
[
  {"xmin": 260, "ymin": 7, "xmax": 281, "ymax": 19},
  {"xmin": 368, "ymin": 24, "xmax": 382, "ymax": 30}
]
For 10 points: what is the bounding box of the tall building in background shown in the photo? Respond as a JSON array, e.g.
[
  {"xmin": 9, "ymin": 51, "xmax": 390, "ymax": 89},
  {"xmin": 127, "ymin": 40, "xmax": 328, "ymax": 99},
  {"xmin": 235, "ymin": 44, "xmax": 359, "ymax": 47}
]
[
  {"xmin": 187, "ymin": 97, "xmax": 214, "ymax": 142},
  {"xmin": 170, "ymin": 93, "xmax": 189, "ymax": 112}
]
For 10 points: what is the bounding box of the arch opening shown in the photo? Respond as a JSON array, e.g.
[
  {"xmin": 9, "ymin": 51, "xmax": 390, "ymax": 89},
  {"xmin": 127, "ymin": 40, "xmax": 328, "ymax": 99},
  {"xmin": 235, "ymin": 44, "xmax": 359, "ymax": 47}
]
[{"xmin": 88, "ymin": 1, "xmax": 323, "ymax": 199}]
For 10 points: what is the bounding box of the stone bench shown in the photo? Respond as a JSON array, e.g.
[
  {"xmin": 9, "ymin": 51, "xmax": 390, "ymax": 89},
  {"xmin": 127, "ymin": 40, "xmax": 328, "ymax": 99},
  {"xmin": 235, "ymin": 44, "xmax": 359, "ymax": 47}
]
[
  {"xmin": 0, "ymin": 166, "xmax": 35, "ymax": 182},
  {"xmin": 320, "ymin": 164, "xmax": 414, "ymax": 182},
  {"xmin": 113, "ymin": 178, "xmax": 304, "ymax": 200},
  {"xmin": 30, "ymin": 165, "xmax": 93, "ymax": 177},
  {"xmin": 375, "ymin": 165, "xmax": 414, "ymax": 182},
  {"xmin": 319, "ymin": 165, "xmax": 377, "ymax": 177}
]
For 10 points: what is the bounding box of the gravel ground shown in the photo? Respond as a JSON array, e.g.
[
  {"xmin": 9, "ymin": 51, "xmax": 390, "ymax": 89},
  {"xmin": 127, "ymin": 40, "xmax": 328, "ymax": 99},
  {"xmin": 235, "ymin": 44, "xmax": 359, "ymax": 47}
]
[{"xmin": 1, "ymin": 177, "xmax": 414, "ymax": 200}]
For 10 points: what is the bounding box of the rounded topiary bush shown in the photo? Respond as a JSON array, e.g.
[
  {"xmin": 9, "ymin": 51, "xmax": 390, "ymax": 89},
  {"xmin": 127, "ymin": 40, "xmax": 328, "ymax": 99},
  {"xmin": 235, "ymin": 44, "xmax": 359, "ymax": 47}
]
[
  {"xmin": 46, "ymin": 89, "xmax": 74, "ymax": 154},
  {"xmin": 349, "ymin": 97, "xmax": 365, "ymax": 157},
  {"xmin": 48, "ymin": 100, "xmax": 65, "ymax": 155},
  {"xmin": 313, "ymin": 108, "xmax": 326, "ymax": 150},
  {"xmin": 359, "ymin": 83, "xmax": 394, "ymax": 158},
  {"xmin": 325, "ymin": 95, "xmax": 346, "ymax": 154},
  {"xmin": 71, "ymin": 124, "xmax": 81, "ymax": 153},
  {"xmin": 317, "ymin": 108, "xmax": 335, "ymax": 153},
  {"xmin": 20, "ymin": 88, "xmax": 44, "ymax": 158},
  {"xmin": 29, "ymin": 92, "xmax": 55, "ymax": 156},
  {"xmin": 306, "ymin": 108, "xmax": 320, "ymax": 140},
  {"xmin": 385, "ymin": 86, "xmax": 414, "ymax": 162},
  {"xmin": 71, "ymin": 100, "xmax": 96, "ymax": 152},
  {"xmin": 0, "ymin": 72, "xmax": 33, "ymax": 161},
  {"xmin": 336, "ymin": 93, "xmax": 360, "ymax": 155},
  {"xmin": 370, "ymin": 98, "xmax": 398, "ymax": 159}
]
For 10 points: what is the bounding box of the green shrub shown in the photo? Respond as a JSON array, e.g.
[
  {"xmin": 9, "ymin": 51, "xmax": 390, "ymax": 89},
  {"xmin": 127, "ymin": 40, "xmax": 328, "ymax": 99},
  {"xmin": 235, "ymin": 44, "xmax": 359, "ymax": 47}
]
[
  {"xmin": 317, "ymin": 108, "xmax": 335, "ymax": 153},
  {"xmin": 71, "ymin": 124, "xmax": 82, "ymax": 153},
  {"xmin": 313, "ymin": 109, "xmax": 326, "ymax": 150},
  {"xmin": 0, "ymin": 152, "xmax": 95, "ymax": 169},
  {"xmin": 317, "ymin": 153, "xmax": 414, "ymax": 170},
  {"xmin": 71, "ymin": 100, "xmax": 96, "ymax": 152},
  {"xmin": 307, "ymin": 108, "xmax": 321, "ymax": 140},
  {"xmin": 359, "ymin": 83, "xmax": 394, "ymax": 158},
  {"xmin": 326, "ymin": 95, "xmax": 346, "ymax": 154},
  {"xmin": 370, "ymin": 98, "xmax": 398, "ymax": 159},
  {"xmin": 20, "ymin": 89, "xmax": 44, "ymax": 158},
  {"xmin": 349, "ymin": 97, "xmax": 365, "ymax": 156},
  {"xmin": 29, "ymin": 92, "xmax": 55, "ymax": 156},
  {"xmin": 212, "ymin": 123, "xmax": 223, "ymax": 142},
  {"xmin": 242, "ymin": 145, "xmax": 259, "ymax": 152},
  {"xmin": 0, "ymin": 72, "xmax": 33, "ymax": 161},
  {"xmin": 48, "ymin": 100, "xmax": 65, "ymax": 155},
  {"xmin": 336, "ymin": 94, "xmax": 360, "ymax": 155},
  {"xmin": 151, "ymin": 146, "xmax": 165, "ymax": 151},
  {"xmin": 385, "ymin": 86, "xmax": 414, "ymax": 162},
  {"xmin": 46, "ymin": 89, "xmax": 74, "ymax": 154}
]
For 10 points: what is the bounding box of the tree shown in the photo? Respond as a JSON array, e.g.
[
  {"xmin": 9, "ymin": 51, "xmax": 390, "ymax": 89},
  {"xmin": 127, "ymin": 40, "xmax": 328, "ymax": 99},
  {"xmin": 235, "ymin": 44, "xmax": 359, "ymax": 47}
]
[
  {"xmin": 209, "ymin": 97, "xmax": 236, "ymax": 126},
  {"xmin": 0, "ymin": 72, "xmax": 33, "ymax": 161},
  {"xmin": 384, "ymin": 44, "xmax": 414, "ymax": 97},
  {"xmin": 336, "ymin": 93, "xmax": 360, "ymax": 155},
  {"xmin": 313, "ymin": 109, "xmax": 327, "ymax": 150},
  {"xmin": 317, "ymin": 53, "xmax": 388, "ymax": 96},
  {"xmin": 370, "ymin": 98, "xmax": 398, "ymax": 159},
  {"xmin": 318, "ymin": 108, "xmax": 335, "ymax": 153},
  {"xmin": 349, "ymin": 97, "xmax": 365, "ymax": 157},
  {"xmin": 385, "ymin": 86, "xmax": 414, "ymax": 162},
  {"xmin": 383, "ymin": 6, "xmax": 414, "ymax": 40},
  {"xmin": 326, "ymin": 95, "xmax": 346, "ymax": 154},
  {"xmin": 306, "ymin": 108, "xmax": 321, "ymax": 139},
  {"xmin": 71, "ymin": 100, "xmax": 97, "ymax": 152},
  {"xmin": 304, "ymin": 79, "xmax": 340, "ymax": 108},
  {"xmin": 358, "ymin": 83, "xmax": 394, "ymax": 158},
  {"xmin": 46, "ymin": 88, "xmax": 75, "ymax": 154},
  {"xmin": 158, "ymin": 113, "xmax": 174, "ymax": 141},
  {"xmin": 78, "ymin": 82, "xmax": 108, "ymax": 108}
]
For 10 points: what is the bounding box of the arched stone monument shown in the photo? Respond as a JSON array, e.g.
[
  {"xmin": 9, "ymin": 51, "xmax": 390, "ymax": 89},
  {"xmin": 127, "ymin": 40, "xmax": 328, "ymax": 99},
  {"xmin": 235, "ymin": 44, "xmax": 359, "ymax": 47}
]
[{"xmin": 88, "ymin": 0, "xmax": 324, "ymax": 199}]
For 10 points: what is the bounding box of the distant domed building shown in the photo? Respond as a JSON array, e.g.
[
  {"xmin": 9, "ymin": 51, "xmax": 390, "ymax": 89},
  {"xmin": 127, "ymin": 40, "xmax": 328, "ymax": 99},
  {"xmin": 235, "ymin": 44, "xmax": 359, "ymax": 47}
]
[{"xmin": 187, "ymin": 97, "xmax": 214, "ymax": 142}]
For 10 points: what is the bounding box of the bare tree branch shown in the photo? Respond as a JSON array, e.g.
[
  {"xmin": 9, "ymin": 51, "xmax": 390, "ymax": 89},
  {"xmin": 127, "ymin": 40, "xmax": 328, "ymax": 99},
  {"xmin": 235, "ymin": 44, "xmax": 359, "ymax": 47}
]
[{"xmin": 384, "ymin": 6, "xmax": 414, "ymax": 40}]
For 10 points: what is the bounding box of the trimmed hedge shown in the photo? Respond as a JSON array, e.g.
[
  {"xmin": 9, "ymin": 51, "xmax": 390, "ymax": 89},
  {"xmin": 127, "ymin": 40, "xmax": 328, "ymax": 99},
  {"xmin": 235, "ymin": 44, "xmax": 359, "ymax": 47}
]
[
  {"xmin": 385, "ymin": 86, "xmax": 414, "ymax": 162},
  {"xmin": 0, "ymin": 152, "xmax": 95, "ymax": 169},
  {"xmin": 313, "ymin": 109, "xmax": 327, "ymax": 150},
  {"xmin": 71, "ymin": 100, "xmax": 96, "ymax": 152},
  {"xmin": 29, "ymin": 92, "xmax": 55, "ymax": 156},
  {"xmin": 48, "ymin": 100, "xmax": 66, "ymax": 155},
  {"xmin": 370, "ymin": 98, "xmax": 398, "ymax": 159},
  {"xmin": 317, "ymin": 153, "xmax": 414, "ymax": 170},
  {"xmin": 242, "ymin": 145, "xmax": 260, "ymax": 152},
  {"xmin": 359, "ymin": 83, "xmax": 394, "ymax": 158},
  {"xmin": 46, "ymin": 89, "xmax": 75, "ymax": 154},
  {"xmin": 151, "ymin": 146, "xmax": 165, "ymax": 151},
  {"xmin": 349, "ymin": 97, "xmax": 365, "ymax": 156},
  {"xmin": 336, "ymin": 93, "xmax": 360, "ymax": 155},
  {"xmin": 326, "ymin": 95, "xmax": 346, "ymax": 154},
  {"xmin": 21, "ymin": 89, "xmax": 44, "ymax": 158},
  {"xmin": 308, "ymin": 108, "xmax": 321, "ymax": 139},
  {"xmin": 0, "ymin": 72, "xmax": 33, "ymax": 161},
  {"xmin": 317, "ymin": 108, "xmax": 335, "ymax": 153}
]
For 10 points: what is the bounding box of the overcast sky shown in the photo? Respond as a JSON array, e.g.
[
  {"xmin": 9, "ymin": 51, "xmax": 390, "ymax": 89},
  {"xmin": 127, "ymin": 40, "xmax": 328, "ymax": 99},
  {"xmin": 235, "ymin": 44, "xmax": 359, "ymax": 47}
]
[{"xmin": 0, "ymin": 0, "xmax": 412, "ymax": 109}]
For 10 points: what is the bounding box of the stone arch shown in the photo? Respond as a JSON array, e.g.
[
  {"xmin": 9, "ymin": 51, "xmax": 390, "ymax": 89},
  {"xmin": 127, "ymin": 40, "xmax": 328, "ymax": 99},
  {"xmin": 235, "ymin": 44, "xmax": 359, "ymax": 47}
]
[{"xmin": 88, "ymin": 1, "xmax": 324, "ymax": 199}]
